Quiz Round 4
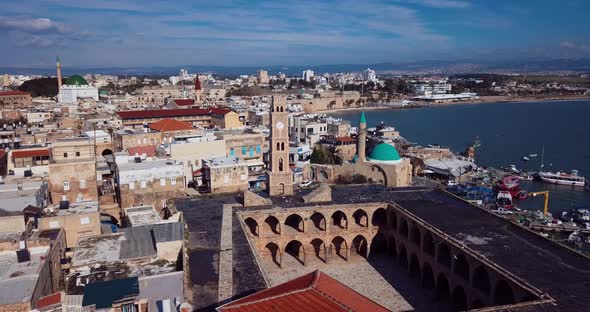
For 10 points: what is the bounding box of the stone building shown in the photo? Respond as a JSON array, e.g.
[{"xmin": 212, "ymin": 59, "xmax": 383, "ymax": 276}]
[
  {"xmin": 0, "ymin": 90, "xmax": 32, "ymax": 108},
  {"xmin": 117, "ymin": 108, "xmax": 211, "ymax": 128},
  {"xmin": 266, "ymin": 95, "xmax": 293, "ymax": 196},
  {"xmin": 37, "ymin": 201, "xmax": 101, "ymax": 248},
  {"xmin": 57, "ymin": 75, "xmax": 99, "ymax": 104},
  {"xmin": 138, "ymin": 86, "xmax": 185, "ymax": 105},
  {"xmin": 48, "ymin": 137, "xmax": 98, "ymax": 204},
  {"xmin": 8, "ymin": 147, "xmax": 51, "ymax": 177},
  {"xmin": 113, "ymin": 129, "xmax": 163, "ymax": 152},
  {"xmin": 148, "ymin": 118, "xmax": 199, "ymax": 142},
  {"xmin": 299, "ymin": 91, "xmax": 362, "ymax": 113},
  {"xmin": 210, "ymin": 108, "xmax": 242, "ymax": 129},
  {"xmin": 202, "ymin": 156, "xmax": 249, "ymax": 194},
  {"xmin": 320, "ymin": 136, "xmax": 357, "ymax": 162},
  {"xmin": 167, "ymin": 135, "xmax": 226, "ymax": 186},
  {"xmin": 115, "ymin": 155, "xmax": 184, "ymax": 210}
]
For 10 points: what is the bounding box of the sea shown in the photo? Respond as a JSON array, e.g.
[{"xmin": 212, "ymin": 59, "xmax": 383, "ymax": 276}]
[{"xmin": 332, "ymin": 100, "xmax": 590, "ymax": 217}]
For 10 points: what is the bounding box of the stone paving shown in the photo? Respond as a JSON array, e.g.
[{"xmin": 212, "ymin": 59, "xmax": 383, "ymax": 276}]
[
  {"xmin": 217, "ymin": 204, "xmax": 234, "ymax": 303},
  {"xmin": 262, "ymin": 254, "xmax": 445, "ymax": 312}
]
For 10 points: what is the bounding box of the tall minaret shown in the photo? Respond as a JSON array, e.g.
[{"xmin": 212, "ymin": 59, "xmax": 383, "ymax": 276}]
[
  {"xmin": 194, "ymin": 75, "xmax": 203, "ymax": 104},
  {"xmin": 358, "ymin": 111, "xmax": 367, "ymax": 162},
  {"xmin": 56, "ymin": 56, "xmax": 63, "ymax": 90},
  {"xmin": 267, "ymin": 95, "xmax": 293, "ymax": 196}
]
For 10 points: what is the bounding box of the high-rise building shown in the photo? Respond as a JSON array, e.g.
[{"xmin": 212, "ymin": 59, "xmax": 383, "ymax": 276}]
[
  {"xmin": 266, "ymin": 95, "xmax": 293, "ymax": 196},
  {"xmin": 302, "ymin": 70, "xmax": 314, "ymax": 82},
  {"xmin": 257, "ymin": 70, "xmax": 269, "ymax": 84},
  {"xmin": 179, "ymin": 69, "xmax": 189, "ymax": 80},
  {"xmin": 56, "ymin": 56, "xmax": 63, "ymax": 90},
  {"xmin": 363, "ymin": 68, "xmax": 376, "ymax": 82}
]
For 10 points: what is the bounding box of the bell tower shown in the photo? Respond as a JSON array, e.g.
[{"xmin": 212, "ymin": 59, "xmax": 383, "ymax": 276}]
[{"xmin": 267, "ymin": 95, "xmax": 293, "ymax": 196}]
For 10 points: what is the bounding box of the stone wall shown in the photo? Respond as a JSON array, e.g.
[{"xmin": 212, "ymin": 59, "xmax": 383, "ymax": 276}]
[
  {"xmin": 48, "ymin": 160, "xmax": 98, "ymax": 203},
  {"xmin": 118, "ymin": 176, "xmax": 185, "ymax": 211}
]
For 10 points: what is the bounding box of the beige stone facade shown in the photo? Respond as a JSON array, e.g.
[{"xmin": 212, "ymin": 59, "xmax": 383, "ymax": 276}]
[
  {"xmin": 211, "ymin": 111, "xmax": 242, "ymax": 129},
  {"xmin": 38, "ymin": 208, "xmax": 101, "ymax": 248},
  {"xmin": 202, "ymin": 157, "xmax": 249, "ymax": 194},
  {"xmin": 218, "ymin": 131, "xmax": 265, "ymax": 163},
  {"xmin": 267, "ymin": 95, "xmax": 293, "ymax": 196},
  {"xmin": 113, "ymin": 130, "xmax": 162, "ymax": 152},
  {"xmin": 0, "ymin": 91, "xmax": 32, "ymax": 108},
  {"xmin": 300, "ymin": 91, "xmax": 362, "ymax": 113}
]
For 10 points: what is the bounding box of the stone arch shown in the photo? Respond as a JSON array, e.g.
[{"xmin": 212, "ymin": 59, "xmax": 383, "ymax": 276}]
[
  {"xmin": 319, "ymin": 169, "xmax": 329, "ymax": 181},
  {"xmin": 310, "ymin": 238, "xmax": 327, "ymax": 263},
  {"xmin": 244, "ymin": 217, "xmax": 259, "ymax": 236},
  {"xmin": 453, "ymin": 254, "xmax": 470, "ymax": 281},
  {"xmin": 101, "ymin": 149, "xmax": 113, "ymax": 157},
  {"xmin": 399, "ymin": 218, "xmax": 409, "ymax": 237},
  {"xmin": 352, "ymin": 209, "xmax": 369, "ymax": 227},
  {"xmin": 369, "ymin": 232, "xmax": 387, "ymax": 257},
  {"xmin": 351, "ymin": 235, "xmax": 368, "ymax": 259},
  {"xmin": 263, "ymin": 216, "xmax": 281, "ymax": 235},
  {"xmin": 452, "ymin": 286, "xmax": 468, "ymax": 311},
  {"xmin": 369, "ymin": 165, "xmax": 387, "ymax": 185},
  {"xmin": 436, "ymin": 273, "xmax": 451, "ymax": 302},
  {"xmin": 371, "ymin": 207, "xmax": 387, "ymax": 226},
  {"xmin": 409, "ymin": 253, "xmax": 421, "ymax": 280},
  {"xmin": 284, "ymin": 214, "xmax": 304, "ymax": 233},
  {"xmin": 437, "ymin": 243, "xmax": 451, "ymax": 268},
  {"xmin": 278, "ymin": 157, "xmax": 284, "ymax": 171},
  {"xmin": 410, "ymin": 223, "xmax": 421, "ymax": 247},
  {"xmin": 398, "ymin": 244, "xmax": 408, "ymax": 269},
  {"xmin": 331, "ymin": 210, "xmax": 347, "ymax": 229},
  {"xmin": 388, "ymin": 235, "xmax": 397, "ymax": 256},
  {"xmin": 281, "ymin": 142, "xmax": 285, "ymax": 151},
  {"xmin": 423, "ymin": 232, "xmax": 435, "ymax": 256},
  {"xmin": 276, "ymin": 142, "xmax": 280, "ymax": 151},
  {"xmin": 264, "ymin": 242, "xmax": 281, "ymax": 267},
  {"xmin": 309, "ymin": 212, "xmax": 327, "ymax": 231},
  {"xmin": 389, "ymin": 209, "xmax": 398, "ymax": 230},
  {"xmin": 331, "ymin": 236, "xmax": 348, "ymax": 260},
  {"xmin": 278, "ymin": 183, "xmax": 285, "ymax": 194},
  {"xmin": 285, "ymin": 240, "xmax": 305, "ymax": 265},
  {"xmin": 494, "ymin": 280, "xmax": 515, "ymax": 305},
  {"xmin": 422, "ymin": 262, "xmax": 435, "ymax": 289},
  {"xmin": 472, "ymin": 266, "xmax": 491, "ymax": 295}
]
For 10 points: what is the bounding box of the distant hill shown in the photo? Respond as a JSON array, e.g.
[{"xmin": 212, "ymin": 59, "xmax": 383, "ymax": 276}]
[{"xmin": 2, "ymin": 58, "xmax": 590, "ymax": 76}]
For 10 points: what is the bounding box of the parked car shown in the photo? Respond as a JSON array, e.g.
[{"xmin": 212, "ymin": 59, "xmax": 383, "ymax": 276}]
[
  {"xmin": 299, "ymin": 180, "xmax": 313, "ymax": 188},
  {"xmin": 491, "ymin": 207, "xmax": 513, "ymax": 215}
]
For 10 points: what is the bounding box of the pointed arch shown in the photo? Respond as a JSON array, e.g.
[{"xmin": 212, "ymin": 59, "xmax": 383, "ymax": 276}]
[
  {"xmin": 352, "ymin": 209, "xmax": 369, "ymax": 227},
  {"xmin": 331, "ymin": 210, "xmax": 347, "ymax": 229},
  {"xmin": 422, "ymin": 262, "xmax": 435, "ymax": 289},
  {"xmin": 371, "ymin": 207, "xmax": 387, "ymax": 226},
  {"xmin": 331, "ymin": 236, "xmax": 348, "ymax": 260},
  {"xmin": 284, "ymin": 214, "xmax": 304, "ymax": 232},
  {"xmin": 473, "ymin": 266, "xmax": 491, "ymax": 295},
  {"xmin": 351, "ymin": 235, "xmax": 368, "ymax": 259},
  {"xmin": 310, "ymin": 238, "xmax": 327, "ymax": 263},
  {"xmin": 423, "ymin": 232, "xmax": 435, "ymax": 256},
  {"xmin": 453, "ymin": 254, "xmax": 470, "ymax": 281},
  {"xmin": 244, "ymin": 217, "xmax": 259, "ymax": 236},
  {"xmin": 436, "ymin": 273, "xmax": 450, "ymax": 302},
  {"xmin": 369, "ymin": 232, "xmax": 387, "ymax": 257},
  {"xmin": 494, "ymin": 280, "xmax": 515, "ymax": 305},
  {"xmin": 309, "ymin": 212, "xmax": 327, "ymax": 231},
  {"xmin": 264, "ymin": 242, "xmax": 281, "ymax": 267},
  {"xmin": 278, "ymin": 157, "xmax": 284, "ymax": 171},
  {"xmin": 263, "ymin": 216, "xmax": 280, "ymax": 235},
  {"xmin": 437, "ymin": 243, "xmax": 451, "ymax": 268},
  {"xmin": 285, "ymin": 240, "xmax": 305, "ymax": 265},
  {"xmin": 452, "ymin": 286, "xmax": 468, "ymax": 311}
]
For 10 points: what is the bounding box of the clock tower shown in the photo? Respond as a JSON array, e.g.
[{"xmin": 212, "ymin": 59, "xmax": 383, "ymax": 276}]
[{"xmin": 267, "ymin": 95, "xmax": 293, "ymax": 196}]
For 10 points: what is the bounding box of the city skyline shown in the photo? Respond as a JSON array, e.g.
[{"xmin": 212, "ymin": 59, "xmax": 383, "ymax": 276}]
[{"xmin": 1, "ymin": 0, "xmax": 590, "ymax": 67}]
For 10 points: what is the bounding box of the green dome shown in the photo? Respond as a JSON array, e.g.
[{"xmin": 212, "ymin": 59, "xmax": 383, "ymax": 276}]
[
  {"xmin": 65, "ymin": 75, "xmax": 88, "ymax": 86},
  {"xmin": 369, "ymin": 143, "xmax": 401, "ymax": 162}
]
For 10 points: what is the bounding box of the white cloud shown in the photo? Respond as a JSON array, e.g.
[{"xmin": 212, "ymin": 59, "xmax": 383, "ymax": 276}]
[
  {"xmin": 404, "ymin": 0, "xmax": 470, "ymax": 8},
  {"xmin": 0, "ymin": 16, "xmax": 67, "ymax": 33}
]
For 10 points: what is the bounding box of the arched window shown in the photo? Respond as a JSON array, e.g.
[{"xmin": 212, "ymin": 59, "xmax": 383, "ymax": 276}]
[
  {"xmin": 279, "ymin": 158, "xmax": 284, "ymax": 171},
  {"xmin": 276, "ymin": 142, "xmax": 280, "ymax": 151},
  {"xmin": 281, "ymin": 142, "xmax": 285, "ymax": 151}
]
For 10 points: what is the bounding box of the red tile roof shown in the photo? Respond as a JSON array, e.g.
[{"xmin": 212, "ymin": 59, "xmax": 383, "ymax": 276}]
[
  {"xmin": 149, "ymin": 118, "xmax": 193, "ymax": 132},
  {"xmin": 171, "ymin": 99, "xmax": 195, "ymax": 106},
  {"xmin": 218, "ymin": 270, "xmax": 389, "ymax": 312},
  {"xmin": 11, "ymin": 148, "xmax": 50, "ymax": 159},
  {"xmin": 209, "ymin": 107, "xmax": 232, "ymax": 116},
  {"xmin": 127, "ymin": 145, "xmax": 157, "ymax": 157},
  {"xmin": 36, "ymin": 292, "xmax": 62, "ymax": 309},
  {"xmin": 0, "ymin": 91, "xmax": 30, "ymax": 96},
  {"xmin": 117, "ymin": 108, "xmax": 210, "ymax": 120},
  {"xmin": 336, "ymin": 136, "xmax": 356, "ymax": 143}
]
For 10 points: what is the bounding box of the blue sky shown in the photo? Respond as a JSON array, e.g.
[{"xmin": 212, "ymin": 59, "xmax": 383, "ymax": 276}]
[{"xmin": 0, "ymin": 0, "xmax": 589, "ymax": 67}]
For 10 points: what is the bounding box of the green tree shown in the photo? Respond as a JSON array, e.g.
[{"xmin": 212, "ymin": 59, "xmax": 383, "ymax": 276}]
[
  {"xmin": 310, "ymin": 147, "xmax": 327, "ymax": 164},
  {"xmin": 325, "ymin": 146, "xmax": 342, "ymax": 165}
]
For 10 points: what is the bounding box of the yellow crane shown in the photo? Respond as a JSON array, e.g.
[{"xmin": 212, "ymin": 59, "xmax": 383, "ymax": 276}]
[{"xmin": 529, "ymin": 191, "xmax": 549, "ymax": 216}]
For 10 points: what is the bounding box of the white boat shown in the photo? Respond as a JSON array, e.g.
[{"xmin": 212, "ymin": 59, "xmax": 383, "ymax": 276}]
[
  {"xmin": 539, "ymin": 170, "xmax": 585, "ymax": 187},
  {"xmin": 522, "ymin": 156, "xmax": 530, "ymax": 161},
  {"xmin": 529, "ymin": 154, "xmax": 538, "ymax": 158}
]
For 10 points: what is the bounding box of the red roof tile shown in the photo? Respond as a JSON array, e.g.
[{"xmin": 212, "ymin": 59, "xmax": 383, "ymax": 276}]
[
  {"xmin": 0, "ymin": 91, "xmax": 30, "ymax": 96},
  {"xmin": 36, "ymin": 292, "xmax": 62, "ymax": 309},
  {"xmin": 11, "ymin": 148, "xmax": 50, "ymax": 159},
  {"xmin": 209, "ymin": 107, "xmax": 232, "ymax": 116},
  {"xmin": 149, "ymin": 118, "xmax": 193, "ymax": 132},
  {"xmin": 117, "ymin": 108, "xmax": 210, "ymax": 120},
  {"xmin": 128, "ymin": 145, "xmax": 157, "ymax": 157},
  {"xmin": 336, "ymin": 136, "xmax": 356, "ymax": 143},
  {"xmin": 171, "ymin": 99, "xmax": 195, "ymax": 106},
  {"xmin": 219, "ymin": 270, "xmax": 389, "ymax": 312}
]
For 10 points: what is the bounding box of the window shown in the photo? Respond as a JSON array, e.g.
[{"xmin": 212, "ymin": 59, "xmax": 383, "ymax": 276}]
[
  {"xmin": 171, "ymin": 177, "xmax": 177, "ymax": 186},
  {"xmin": 229, "ymin": 148, "xmax": 235, "ymax": 156},
  {"xmin": 242, "ymin": 147, "xmax": 247, "ymax": 155},
  {"xmin": 80, "ymin": 217, "xmax": 90, "ymax": 225},
  {"xmin": 49, "ymin": 221, "xmax": 59, "ymax": 229},
  {"xmin": 249, "ymin": 147, "xmax": 254, "ymax": 157},
  {"xmin": 140, "ymin": 180, "xmax": 147, "ymax": 188},
  {"xmin": 129, "ymin": 182, "xmax": 135, "ymax": 190},
  {"xmin": 160, "ymin": 178, "xmax": 166, "ymax": 186},
  {"xmin": 256, "ymin": 145, "xmax": 261, "ymax": 153},
  {"xmin": 76, "ymin": 151, "xmax": 80, "ymax": 157},
  {"xmin": 79, "ymin": 179, "xmax": 86, "ymax": 189},
  {"xmin": 63, "ymin": 181, "xmax": 70, "ymax": 191},
  {"xmin": 63, "ymin": 152, "xmax": 68, "ymax": 158}
]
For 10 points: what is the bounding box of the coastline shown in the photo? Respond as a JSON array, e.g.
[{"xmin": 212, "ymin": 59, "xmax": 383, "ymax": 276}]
[{"xmin": 318, "ymin": 95, "xmax": 590, "ymax": 114}]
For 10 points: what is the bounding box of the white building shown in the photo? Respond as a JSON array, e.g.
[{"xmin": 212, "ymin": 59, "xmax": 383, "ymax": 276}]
[
  {"xmin": 363, "ymin": 68, "xmax": 377, "ymax": 82},
  {"xmin": 57, "ymin": 75, "xmax": 99, "ymax": 104},
  {"xmin": 414, "ymin": 83, "xmax": 452, "ymax": 96},
  {"xmin": 303, "ymin": 70, "xmax": 315, "ymax": 82}
]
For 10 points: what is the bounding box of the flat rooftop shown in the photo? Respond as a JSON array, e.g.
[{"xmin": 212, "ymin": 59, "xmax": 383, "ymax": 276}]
[
  {"xmin": 124, "ymin": 206, "xmax": 162, "ymax": 226},
  {"xmin": 177, "ymin": 185, "xmax": 590, "ymax": 312},
  {"xmin": 0, "ymin": 246, "xmax": 49, "ymax": 305},
  {"xmin": 45, "ymin": 200, "xmax": 98, "ymax": 216}
]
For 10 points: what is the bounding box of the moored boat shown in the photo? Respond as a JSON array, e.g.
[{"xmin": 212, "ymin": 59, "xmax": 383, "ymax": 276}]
[
  {"xmin": 539, "ymin": 170, "xmax": 585, "ymax": 187},
  {"xmin": 496, "ymin": 191, "xmax": 514, "ymax": 209}
]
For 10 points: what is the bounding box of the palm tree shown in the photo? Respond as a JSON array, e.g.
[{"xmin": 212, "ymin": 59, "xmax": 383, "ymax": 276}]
[{"xmin": 325, "ymin": 146, "xmax": 343, "ymax": 165}]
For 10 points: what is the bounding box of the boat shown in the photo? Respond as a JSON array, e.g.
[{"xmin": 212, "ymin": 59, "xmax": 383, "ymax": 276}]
[
  {"xmin": 538, "ymin": 170, "xmax": 586, "ymax": 187},
  {"xmin": 522, "ymin": 156, "xmax": 530, "ymax": 161},
  {"xmin": 496, "ymin": 191, "xmax": 514, "ymax": 209},
  {"xmin": 509, "ymin": 165, "xmax": 520, "ymax": 174},
  {"xmin": 529, "ymin": 154, "xmax": 538, "ymax": 158},
  {"xmin": 495, "ymin": 175, "xmax": 521, "ymax": 197},
  {"xmin": 472, "ymin": 136, "xmax": 481, "ymax": 148}
]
